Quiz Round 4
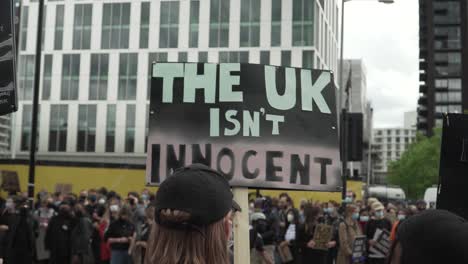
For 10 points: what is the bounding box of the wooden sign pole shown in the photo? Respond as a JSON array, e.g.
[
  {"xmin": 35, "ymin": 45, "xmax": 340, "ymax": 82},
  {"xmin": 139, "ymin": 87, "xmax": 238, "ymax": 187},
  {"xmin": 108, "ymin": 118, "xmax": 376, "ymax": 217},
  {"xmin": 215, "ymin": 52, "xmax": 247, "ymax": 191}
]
[{"xmin": 233, "ymin": 188, "xmax": 250, "ymax": 264}]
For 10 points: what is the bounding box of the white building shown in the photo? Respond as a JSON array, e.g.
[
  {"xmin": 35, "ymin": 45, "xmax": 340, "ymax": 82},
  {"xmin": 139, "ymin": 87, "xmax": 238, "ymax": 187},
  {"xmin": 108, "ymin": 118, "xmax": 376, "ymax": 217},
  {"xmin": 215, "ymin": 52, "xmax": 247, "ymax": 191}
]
[
  {"xmin": 12, "ymin": 0, "xmax": 341, "ymax": 164},
  {"xmin": 371, "ymin": 126, "xmax": 417, "ymax": 184},
  {"xmin": 404, "ymin": 110, "xmax": 417, "ymax": 130}
]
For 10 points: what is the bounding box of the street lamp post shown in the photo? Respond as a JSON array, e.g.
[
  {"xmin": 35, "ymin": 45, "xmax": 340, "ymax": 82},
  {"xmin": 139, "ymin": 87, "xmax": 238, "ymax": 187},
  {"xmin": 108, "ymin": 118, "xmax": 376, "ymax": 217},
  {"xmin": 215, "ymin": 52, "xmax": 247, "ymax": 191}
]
[{"xmin": 339, "ymin": 0, "xmax": 394, "ymax": 200}]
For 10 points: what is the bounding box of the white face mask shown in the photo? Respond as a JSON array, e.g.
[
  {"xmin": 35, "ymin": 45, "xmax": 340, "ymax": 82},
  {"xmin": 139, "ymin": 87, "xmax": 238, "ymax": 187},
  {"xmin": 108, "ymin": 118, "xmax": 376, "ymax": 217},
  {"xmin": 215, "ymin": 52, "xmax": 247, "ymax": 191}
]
[
  {"xmin": 287, "ymin": 214, "xmax": 294, "ymax": 223},
  {"xmin": 110, "ymin": 205, "xmax": 119, "ymax": 212},
  {"xmin": 98, "ymin": 198, "xmax": 106, "ymax": 205}
]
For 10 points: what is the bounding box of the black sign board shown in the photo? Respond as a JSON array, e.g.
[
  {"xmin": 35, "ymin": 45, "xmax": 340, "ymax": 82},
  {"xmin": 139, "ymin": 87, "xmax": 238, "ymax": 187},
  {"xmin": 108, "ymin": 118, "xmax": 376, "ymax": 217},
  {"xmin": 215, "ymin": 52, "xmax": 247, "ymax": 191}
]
[
  {"xmin": 438, "ymin": 114, "xmax": 468, "ymax": 220},
  {"xmin": 352, "ymin": 236, "xmax": 367, "ymax": 263},
  {"xmin": 146, "ymin": 63, "xmax": 341, "ymax": 191},
  {"xmin": 0, "ymin": 0, "xmax": 17, "ymax": 115}
]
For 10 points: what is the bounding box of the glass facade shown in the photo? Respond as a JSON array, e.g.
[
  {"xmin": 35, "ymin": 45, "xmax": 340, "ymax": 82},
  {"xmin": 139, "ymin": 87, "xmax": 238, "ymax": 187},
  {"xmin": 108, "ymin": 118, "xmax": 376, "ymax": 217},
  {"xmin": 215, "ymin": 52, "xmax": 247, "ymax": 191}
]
[
  {"xmin": 89, "ymin": 54, "xmax": 109, "ymax": 100},
  {"xmin": 292, "ymin": 0, "xmax": 313, "ymax": 46},
  {"xmin": 42, "ymin": 55, "xmax": 53, "ymax": 100},
  {"xmin": 271, "ymin": 0, "xmax": 282, "ymax": 47},
  {"xmin": 106, "ymin": 105, "xmax": 116, "ymax": 152},
  {"xmin": 77, "ymin": 105, "xmax": 97, "ymax": 152},
  {"xmin": 20, "ymin": 7, "xmax": 28, "ymax": 51},
  {"xmin": 240, "ymin": 0, "xmax": 260, "ymax": 47},
  {"xmin": 118, "ymin": 53, "xmax": 138, "ymax": 100},
  {"xmin": 18, "ymin": 55, "xmax": 35, "ymax": 100},
  {"xmin": 209, "ymin": 0, "xmax": 230, "ymax": 47},
  {"xmin": 49, "ymin": 105, "xmax": 68, "ymax": 152},
  {"xmin": 125, "ymin": 105, "xmax": 136, "ymax": 153},
  {"xmin": 160, "ymin": 1, "xmax": 180, "ymax": 48},
  {"xmin": 102, "ymin": 3, "xmax": 131, "ymax": 49},
  {"xmin": 189, "ymin": 1, "xmax": 200, "ymax": 48},
  {"xmin": 61, "ymin": 54, "xmax": 80, "ymax": 100},
  {"xmin": 73, "ymin": 4, "xmax": 93, "ymax": 50},
  {"xmin": 140, "ymin": 2, "xmax": 150, "ymax": 49},
  {"xmin": 55, "ymin": 5, "xmax": 64, "ymax": 50}
]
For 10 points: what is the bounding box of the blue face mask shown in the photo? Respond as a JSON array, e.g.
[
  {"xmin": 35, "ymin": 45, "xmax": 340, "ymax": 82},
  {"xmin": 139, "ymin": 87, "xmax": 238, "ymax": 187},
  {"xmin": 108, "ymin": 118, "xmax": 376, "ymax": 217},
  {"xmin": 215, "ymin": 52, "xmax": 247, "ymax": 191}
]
[
  {"xmin": 323, "ymin": 208, "xmax": 330, "ymax": 214},
  {"xmin": 375, "ymin": 211, "xmax": 384, "ymax": 219},
  {"xmin": 352, "ymin": 213, "xmax": 360, "ymax": 220},
  {"xmin": 344, "ymin": 197, "xmax": 353, "ymax": 203},
  {"xmin": 360, "ymin": 216, "xmax": 369, "ymax": 222},
  {"xmin": 397, "ymin": 214, "xmax": 406, "ymax": 221}
]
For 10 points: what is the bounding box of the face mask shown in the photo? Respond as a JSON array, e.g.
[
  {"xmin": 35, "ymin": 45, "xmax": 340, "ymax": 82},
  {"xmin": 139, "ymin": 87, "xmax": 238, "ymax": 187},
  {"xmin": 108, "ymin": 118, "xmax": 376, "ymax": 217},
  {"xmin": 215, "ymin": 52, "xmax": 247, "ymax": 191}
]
[
  {"xmin": 375, "ymin": 211, "xmax": 384, "ymax": 219},
  {"xmin": 89, "ymin": 195, "xmax": 97, "ymax": 203},
  {"xmin": 98, "ymin": 198, "xmax": 106, "ymax": 205},
  {"xmin": 352, "ymin": 213, "xmax": 360, "ymax": 220},
  {"xmin": 141, "ymin": 194, "xmax": 149, "ymax": 201},
  {"xmin": 110, "ymin": 205, "xmax": 119, "ymax": 212},
  {"xmin": 5, "ymin": 201, "xmax": 14, "ymax": 210},
  {"xmin": 328, "ymin": 207, "xmax": 335, "ymax": 213},
  {"xmin": 323, "ymin": 208, "xmax": 330, "ymax": 214},
  {"xmin": 360, "ymin": 216, "xmax": 369, "ymax": 222},
  {"xmin": 397, "ymin": 214, "xmax": 406, "ymax": 220},
  {"xmin": 344, "ymin": 197, "xmax": 353, "ymax": 203},
  {"xmin": 287, "ymin": 214, "xmax": 294, "ymax": 223}
]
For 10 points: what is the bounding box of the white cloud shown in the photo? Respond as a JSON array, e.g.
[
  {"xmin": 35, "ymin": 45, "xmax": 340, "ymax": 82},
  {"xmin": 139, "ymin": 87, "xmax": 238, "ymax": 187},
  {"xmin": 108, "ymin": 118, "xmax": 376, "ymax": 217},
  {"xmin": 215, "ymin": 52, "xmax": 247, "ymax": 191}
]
[{"xmin": 344, "ymin": 0, "xmax": 419, "ymax": 128}]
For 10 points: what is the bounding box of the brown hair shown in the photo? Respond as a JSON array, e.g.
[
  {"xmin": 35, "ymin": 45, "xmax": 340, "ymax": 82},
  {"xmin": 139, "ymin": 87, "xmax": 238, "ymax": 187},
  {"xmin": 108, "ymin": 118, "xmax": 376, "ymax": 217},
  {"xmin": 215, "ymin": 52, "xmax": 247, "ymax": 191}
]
[{"xmin": 145, "ymin": 209, "xmax": 230, "ymax": 264}]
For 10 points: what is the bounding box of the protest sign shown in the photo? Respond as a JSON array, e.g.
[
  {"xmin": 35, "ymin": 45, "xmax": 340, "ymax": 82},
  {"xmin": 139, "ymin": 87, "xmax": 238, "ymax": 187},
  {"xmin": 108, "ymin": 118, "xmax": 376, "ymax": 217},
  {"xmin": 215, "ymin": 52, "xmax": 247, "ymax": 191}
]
[
  {"xmin": 369, "ymin": 228, "xmax": 391, "ymax": 258},
  {"xmin": 312, "ymin": 224, "xmax": 333, "ymax": 251},
  {"xmin": 0, "ymin": 0, "xmax": 18, "ymax": 115},
  {"xmin": 351, "ymin": 236, "xmax": 367, "ymax": 264},
  {"xmin": 146, "ymin": 63, "xmax": 341, "ymax": 191},
  {"xmin": 0, "ymin": 170, "xmax": 19, "ymax": 193}
]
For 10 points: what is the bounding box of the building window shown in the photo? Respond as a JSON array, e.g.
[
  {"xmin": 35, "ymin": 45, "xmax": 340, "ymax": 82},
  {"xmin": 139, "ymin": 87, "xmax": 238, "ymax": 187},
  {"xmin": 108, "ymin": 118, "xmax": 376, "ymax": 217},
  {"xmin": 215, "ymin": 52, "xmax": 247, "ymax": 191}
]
[
  {"xmin": 73, "ymin": 4, "xmax": 92, "ymax": 50},
  {"xmin": 18, "ymin": 55, "xmax": 35, "ymax": 100},
  {"xmin": 260, "ymin": 51, "xmax": 270, "ymax": 65},
  {"xmin": 42, "ymin": 55, "xmax": 53, "ymax": 100},
  {"xmin": 102, "ymin": 3, "xmax": 131, "ymax": 49},
  {"xmin": 387, "ymin": 138, "xmax": 391, "ymax": 143},
  {"xmin": 77, "ymin": 105, "xmax": 96, "ymax": 152},
  {"xmin": 198, "ymin": 52, "xmax": 208, "ymax": 62},
  {"xmin": 118, "ymin": 53, "xmax": 138, "ymax": 100},
  {"xmin": 159, "ymin": 1, "xmax": 180, "ymax": 48},
  {"xmin": 405, "ymin": 138, "xmax": 409, "ymax": 143},
  {"xmin": 189, "ymin": 1, "xmax": 200, "ymax": 48},
  {"xmin": 396, "ymin": 138, "xmax": 400, "ymax": 143},
  {"xmin": 271, "ymin": 0, "xmax": 281, "ymax": 47},
  {"xmin": 61, "ymin": 54, "xmax": 80, "ymax": 100},
  {"xmin": 240, "ymin": 0, "xmax": 260, "ymax": 47},
  {"xmin": 145, "ymin": 105, "xmax": 149, "ymax": 153},
  {"xmin": 281, "ymin": 50, "xmax": 291, "ymax": 66},
  {"xmin": 387, "ymin": 130, "xmax": 391, "ymax": 135},
  {"xmin": 434, "ymin": 52, "xmax": 461, "ymax": 77},
  {"xmin": 178, "ymin": 52, "xmax": 188, "ymax": 62},
  {"xmin": 433, "ymin": 2, "xmax": 460, "ymax": 25},
  {"xmin": 125, "ymin": 105, "xmax": 136, "ymax": 153},
  {"xmin": 89, "ymin": 54, "xmax": 109, "ymax": 100},
  {"xmin": 292, "ymin": 0, "xmax": 313, "ymax": 46},
  {"xmin": 20, "ymin": 6, "xmax": 28, "ymax": 51},
  {"xmin": 303, "ymin": 50, "xmax": 314, "ymax": 68},
  {"xmin": 55, "ymin": 5, "xmax": 65, "ymax": 50},
  {"xmin": 219, "ymin": 51, "xmax": 249, "ymax": 63},
  {"xmin": 148, "ymin": 53, "xmax": 168, "ymax": 100},
  {"xmin": 21, "ymin": 105, "xmax": 32, "ymax": 151},
  {"xmin": 434, "ymin": 27, "xmax": 461, "ymax": 50},
  {"xmin": 209, "ymin": 0, "xmax": 230, "ymax": 47},
  {"xmin": 49, "ymin": 105, "xmax": 68, "ymax": 152},
  {"xmin": 106, "ymin": 105, "xmax": 116, "ymax": 152},
  {"xmin": 140, "ymin": 2, "xmax": 150, "ymax": 49},
  {"xmin": 387, "ymin": 152, "xmax": 391, "ymax": 157},
  {"xmin": 41, "ymin": 7, "xmax": 47, "ymax": 50}
]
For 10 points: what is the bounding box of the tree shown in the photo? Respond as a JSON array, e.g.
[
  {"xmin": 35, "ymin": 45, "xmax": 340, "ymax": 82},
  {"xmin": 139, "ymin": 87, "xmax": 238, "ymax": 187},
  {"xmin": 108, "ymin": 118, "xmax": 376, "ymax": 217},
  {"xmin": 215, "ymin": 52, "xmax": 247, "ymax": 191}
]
[{"xmin": 387, "ymin": 128, "xmax": 442, "ymax": 200}]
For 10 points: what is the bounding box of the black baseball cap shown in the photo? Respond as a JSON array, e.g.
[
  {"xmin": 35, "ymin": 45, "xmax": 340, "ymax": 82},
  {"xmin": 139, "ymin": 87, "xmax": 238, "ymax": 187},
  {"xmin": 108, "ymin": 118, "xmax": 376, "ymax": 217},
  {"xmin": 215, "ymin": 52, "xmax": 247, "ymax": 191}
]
[{"xmin": 155, "ymin": 164, "xmax": 239, "ymax": 229}]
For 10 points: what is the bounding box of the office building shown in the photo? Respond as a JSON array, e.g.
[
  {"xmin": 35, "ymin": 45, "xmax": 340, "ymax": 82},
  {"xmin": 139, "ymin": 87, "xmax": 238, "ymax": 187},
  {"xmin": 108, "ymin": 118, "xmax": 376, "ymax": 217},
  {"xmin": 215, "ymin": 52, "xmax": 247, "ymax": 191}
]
[
  {"xmin": 418, "ymin": 0, "xmax": 467, "ymax": 135},
  {"xmin": 13, "ymin": 0, "xmax": 341, "ymax": 164},
  {"xmin": 371, "ymin": 114, "xmax": 417, "ymax": 184}
]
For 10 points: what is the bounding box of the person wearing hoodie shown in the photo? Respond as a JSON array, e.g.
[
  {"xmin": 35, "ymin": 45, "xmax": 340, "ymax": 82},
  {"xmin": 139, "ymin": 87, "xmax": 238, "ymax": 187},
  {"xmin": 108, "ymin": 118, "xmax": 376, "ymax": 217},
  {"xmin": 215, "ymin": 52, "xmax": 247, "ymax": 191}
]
[{"xmin": 388, "ymin": 210, "xmax": 468, "ymax": 264}]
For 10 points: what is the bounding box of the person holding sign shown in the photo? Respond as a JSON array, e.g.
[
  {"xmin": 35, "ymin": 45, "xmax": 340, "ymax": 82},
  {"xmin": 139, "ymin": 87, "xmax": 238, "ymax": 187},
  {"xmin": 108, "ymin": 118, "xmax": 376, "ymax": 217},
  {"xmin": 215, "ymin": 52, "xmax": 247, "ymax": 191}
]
[
  {"xmin": 365, "ymin": 202, "xmax": 392, "ymax": 264},
  {"xmin": 145, "ymin": 164, "xmax": 237, "ymax": 264},
  {"xmin": 297, "ymin": 204, "xmax": 334, "ymax": 264},
  {"xmin": 337, "ymin": 204, "xmax": 363, "ymax": 264}
]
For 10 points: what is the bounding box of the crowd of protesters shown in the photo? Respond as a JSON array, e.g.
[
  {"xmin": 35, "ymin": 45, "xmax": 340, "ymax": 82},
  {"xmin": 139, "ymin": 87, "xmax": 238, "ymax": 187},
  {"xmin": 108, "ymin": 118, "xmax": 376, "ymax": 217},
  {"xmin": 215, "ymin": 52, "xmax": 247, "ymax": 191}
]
[
  {"xmin": 0, "ymin": 188, "xmax": 155, "ymax": 264},
  {"xmin": 0, "ymin": 185, "xmax": 431, "ymax": 264},
  {"xmin": 247, "ymin": 192, "xmax": 429, "ymax": 264}
]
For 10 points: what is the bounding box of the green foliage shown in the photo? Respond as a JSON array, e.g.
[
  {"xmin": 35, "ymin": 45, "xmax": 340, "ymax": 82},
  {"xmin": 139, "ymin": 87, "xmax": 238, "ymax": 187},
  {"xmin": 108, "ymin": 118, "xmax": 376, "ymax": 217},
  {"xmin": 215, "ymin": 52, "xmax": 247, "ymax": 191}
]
[{"xmin": 387, "ymin": 128, "xmax": 442, "ymax": 200}]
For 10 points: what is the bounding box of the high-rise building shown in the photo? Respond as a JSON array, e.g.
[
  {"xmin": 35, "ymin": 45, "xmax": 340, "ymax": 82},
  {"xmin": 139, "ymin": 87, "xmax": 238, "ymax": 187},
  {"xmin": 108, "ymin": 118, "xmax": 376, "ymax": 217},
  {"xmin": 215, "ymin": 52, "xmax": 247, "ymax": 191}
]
[
  {"xmin": 13, "ymin": 0, "xmax": 341, "ymax": 164},
  {"xmin": 404, "ymin": 110, "xmax": 417, "ymax": 129},
  {"xmin": 418, "ymin": 0, "xmax": 466, "ymax": 135}
]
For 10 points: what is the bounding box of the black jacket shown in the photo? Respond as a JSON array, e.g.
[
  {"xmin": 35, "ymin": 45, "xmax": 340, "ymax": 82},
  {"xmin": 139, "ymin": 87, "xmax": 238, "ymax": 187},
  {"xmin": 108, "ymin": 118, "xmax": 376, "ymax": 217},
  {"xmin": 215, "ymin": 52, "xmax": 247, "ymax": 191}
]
[
  {"xmin": 4, "ymin": 210, "xmax": 36, "ymax": 264},
  {"xmin": 45, "ymin": 213, "xmax": 75, "ymax": 264},
  {"xmin": 104, "ymin": 218, "xmax": 135, "ymax": 251}
]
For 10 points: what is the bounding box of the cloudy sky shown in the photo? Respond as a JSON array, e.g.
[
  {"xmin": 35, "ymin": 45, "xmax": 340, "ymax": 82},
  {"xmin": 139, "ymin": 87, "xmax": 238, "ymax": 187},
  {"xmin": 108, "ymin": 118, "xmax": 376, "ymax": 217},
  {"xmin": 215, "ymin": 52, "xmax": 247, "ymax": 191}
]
[{"xmin": 344, "ymin": 0, "xmax": 419, "ymax": 128}]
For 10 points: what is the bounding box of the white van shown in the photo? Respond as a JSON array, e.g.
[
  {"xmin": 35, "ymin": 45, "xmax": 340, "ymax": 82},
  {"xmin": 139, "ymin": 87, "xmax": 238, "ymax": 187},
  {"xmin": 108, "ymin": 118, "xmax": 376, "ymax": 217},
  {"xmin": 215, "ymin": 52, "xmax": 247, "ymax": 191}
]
[
  {"xmin": 366, "ymin": 185, "xmax": 406, "ymax": 204},
  {"xmin": 424, "ymin": 187, "xmax": 438, "ymax": 209}
]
